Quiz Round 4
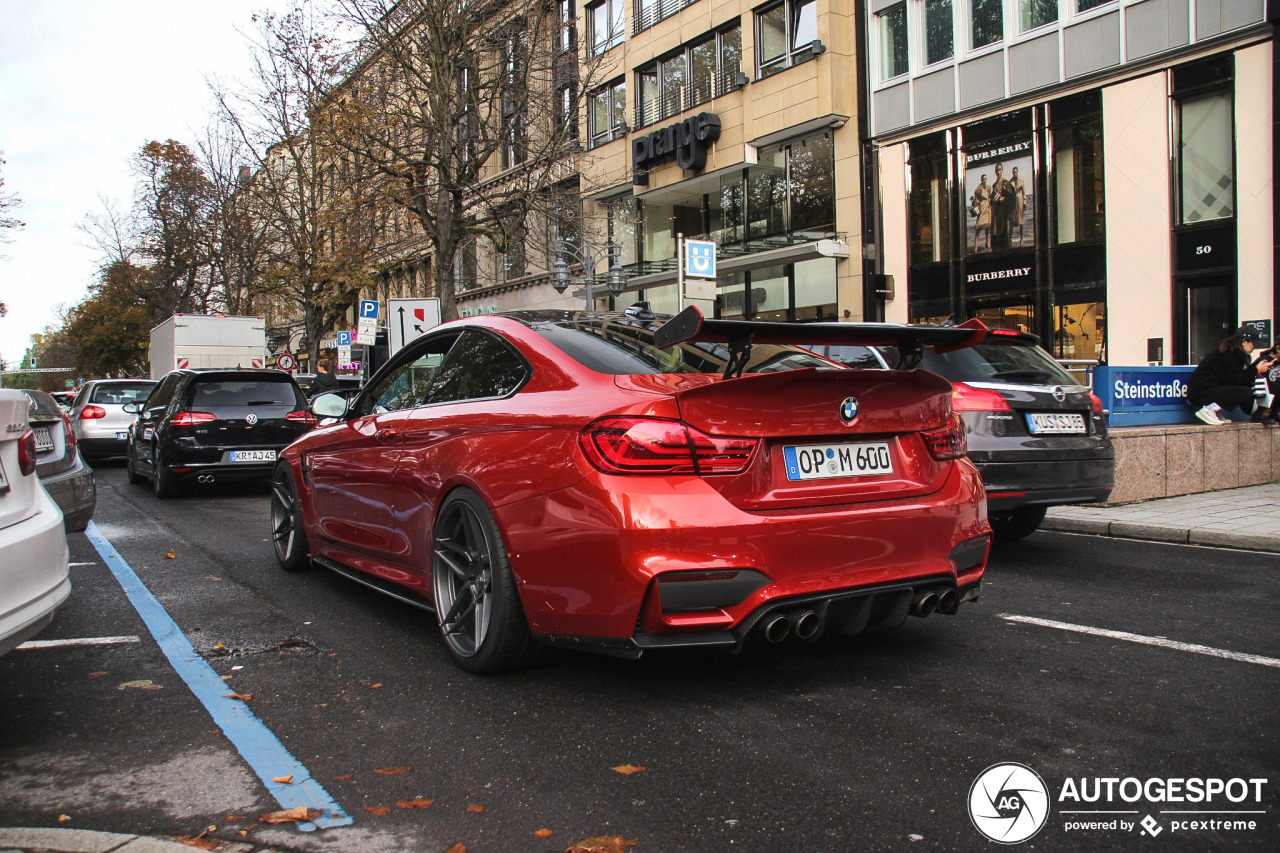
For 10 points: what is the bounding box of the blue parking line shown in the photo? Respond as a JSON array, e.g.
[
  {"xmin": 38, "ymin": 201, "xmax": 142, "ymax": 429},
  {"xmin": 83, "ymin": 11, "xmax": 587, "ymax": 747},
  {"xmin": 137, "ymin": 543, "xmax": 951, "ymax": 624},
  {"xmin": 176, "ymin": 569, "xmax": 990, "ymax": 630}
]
[{"xmin": 85, "ymin": 522, "xmax": 352, "ymax": 831}]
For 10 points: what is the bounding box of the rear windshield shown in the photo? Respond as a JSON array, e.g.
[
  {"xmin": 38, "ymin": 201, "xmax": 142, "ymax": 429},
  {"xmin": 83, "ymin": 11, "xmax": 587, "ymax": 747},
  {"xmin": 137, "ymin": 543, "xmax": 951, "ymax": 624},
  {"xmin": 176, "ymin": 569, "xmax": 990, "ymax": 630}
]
[
  {"xmin": 527, "ymin": 315, "xmax": 831, "ymax": 375},
  {"xmin": 920, "ymin": 342, "xmax": 1077, "ymax": 385},
  {"xmin": 188, "ymin": 379, "xmax": 301, "ymax": 408},
  {"xmin": 89, "ymin": 382, "xmax": 156, "ymax": 405}
]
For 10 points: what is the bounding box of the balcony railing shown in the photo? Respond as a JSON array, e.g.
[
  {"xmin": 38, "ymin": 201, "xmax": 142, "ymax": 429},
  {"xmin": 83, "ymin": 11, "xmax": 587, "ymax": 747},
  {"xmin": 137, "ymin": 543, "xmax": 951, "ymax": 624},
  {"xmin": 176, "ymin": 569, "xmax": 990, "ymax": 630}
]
[
  {"xmin": 634, "ymin": 69, "xmax": 747, "ymax": 129},
  {"xmin": 632, "ymin": 0, "xmax": 700, "ymax": 36}
]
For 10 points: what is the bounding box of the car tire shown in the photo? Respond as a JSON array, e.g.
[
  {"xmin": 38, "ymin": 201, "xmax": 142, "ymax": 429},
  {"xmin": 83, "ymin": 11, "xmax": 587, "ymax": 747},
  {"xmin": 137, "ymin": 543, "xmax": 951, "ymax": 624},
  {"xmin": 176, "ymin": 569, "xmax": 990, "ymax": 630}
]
[
  {"xmin": 125, "ymin": 445, "xmax": 145, "ymax": 485},
  {"xmin": 270, "ymin": 464, "xmax": 311, "ymax": 572},
  {"xmin": 990, "ymin": 506, "xmax": 1047, "ymax": 542},
  {"xmin": 152, "ymin": 446, "xmax": 179, "ymax": 499},
  {"xmin": 431, "ymin": 488, "xmax": 540, "ymax": 674}
]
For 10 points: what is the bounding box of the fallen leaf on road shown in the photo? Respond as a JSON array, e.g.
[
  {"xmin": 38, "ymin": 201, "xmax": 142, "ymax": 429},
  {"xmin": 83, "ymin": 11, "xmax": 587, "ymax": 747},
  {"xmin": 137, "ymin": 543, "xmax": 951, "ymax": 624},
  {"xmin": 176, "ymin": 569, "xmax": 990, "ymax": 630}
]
[
  {"xmin": 117, "ymin": 680, "xmax": 161, "ymax": 690},
  {"xmin": 164, "ymin": 550, "xmax": 177, "ymax": 559},
  {"xmin": 536, "ymin": 828, "xmax": 554, "ymax": 838},
  {"xmin": 565, "ymin": 836, "xmax": 638, "ymax": 853},
  {"xmin": 445, "ymin": 845, "xmax": 467, "ymax": 853},
  {"xmin": 611, "ymin": 764, "xmax": 646, "ymax": 775},
  {"xmin": 364, "ymin": 804, "xmax": 390, "ymax": 816},
  {"xmin": 332, "ymin": 774, "xmax": 353, "ymax": 781},
  {"xmin": 397, "ymin": 798, "xmax": 434, "ymax": 809},
  {"xmin": 57, "ymin": 814, "xmax": 71, "ymax": 823},
  {"xmin": 466, "ymin": 803, "xmax": 484, "ymax": 813},
  {"xmin": 175, "ymin": 837, "xmax": 218, "ymax": 850},
  {"xmin": 258, "ymin": 806, "xmax": 321, "ymax": 823},
  {"xmin": 227, "ymin": 693, "xmax": 254, "ymax": 701},
  {"xmin": 273, "ymin": 775, "xmax": 294, "ymax": 784},
  {"xmin": 89, "ymin": 671, "xmax": 107, "ymax": 677},
  {"xmin": 372, "ymin": 766, "xmax": 413, "ymax": 775}
]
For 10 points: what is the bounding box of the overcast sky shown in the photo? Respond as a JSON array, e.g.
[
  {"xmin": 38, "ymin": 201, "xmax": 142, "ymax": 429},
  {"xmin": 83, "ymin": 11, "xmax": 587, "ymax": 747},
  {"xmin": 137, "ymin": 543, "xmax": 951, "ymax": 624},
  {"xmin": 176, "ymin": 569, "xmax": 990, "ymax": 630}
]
[{"xmin": 0, "ymin": 1, "xmax": 282, "ymax": 369}]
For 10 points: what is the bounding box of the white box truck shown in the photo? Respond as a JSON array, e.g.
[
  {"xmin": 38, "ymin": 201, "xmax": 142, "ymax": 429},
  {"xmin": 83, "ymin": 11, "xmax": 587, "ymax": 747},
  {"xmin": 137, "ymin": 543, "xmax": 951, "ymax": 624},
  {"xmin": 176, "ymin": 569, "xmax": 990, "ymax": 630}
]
[{"xmin": 149, "ymin": 314, "xmax": 267, "ymax": 379}]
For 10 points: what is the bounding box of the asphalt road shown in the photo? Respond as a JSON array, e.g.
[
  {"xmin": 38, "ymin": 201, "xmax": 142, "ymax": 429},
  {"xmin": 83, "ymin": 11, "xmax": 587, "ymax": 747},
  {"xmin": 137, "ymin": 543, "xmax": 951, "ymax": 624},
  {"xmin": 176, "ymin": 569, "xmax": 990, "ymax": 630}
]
[{"xmin": 1, "ymin": 463, "xmax": 1277, "ymax": 852}]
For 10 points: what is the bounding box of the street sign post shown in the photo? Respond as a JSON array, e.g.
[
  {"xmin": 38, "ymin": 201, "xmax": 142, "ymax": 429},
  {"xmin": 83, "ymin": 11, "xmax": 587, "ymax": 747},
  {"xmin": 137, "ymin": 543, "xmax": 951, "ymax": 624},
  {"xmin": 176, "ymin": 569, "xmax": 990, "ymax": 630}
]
[
  {"xmin": 388, "ymin": 298, "xmax": 442, "ymax": 356},
  {"xmin": 357, "ymin": 299, "xmax": 379, "ymax": 345},
  {"xmin": 681, "ymin": 238, "xmax": 718, "ymax": 303}
]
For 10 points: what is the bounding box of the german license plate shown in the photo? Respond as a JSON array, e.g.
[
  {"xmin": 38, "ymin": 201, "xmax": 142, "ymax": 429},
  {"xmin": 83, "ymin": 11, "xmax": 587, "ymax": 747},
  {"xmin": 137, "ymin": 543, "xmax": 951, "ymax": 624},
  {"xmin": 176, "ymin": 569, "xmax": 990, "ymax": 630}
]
[
  {"xmin": 1026, "ymin": 413, "xmax": 1086, "ymax": 435},
  {"xmin": 783, "ymin": 441, "xmax": 894, "ymax": 481},
  {"xmin": 115, "ymin": 432, "xmax": 129, "ymax": 440},
  {"xmin": 229, "ymin": 449, "xmax": 277, "ymax": 462},
  {"xmin": 33, "ymin": 426, "xmax": 54, "ymax": 451},
  {"xmin": 0, "ymin": 458, "xmax": 8, "ymax": 492}
]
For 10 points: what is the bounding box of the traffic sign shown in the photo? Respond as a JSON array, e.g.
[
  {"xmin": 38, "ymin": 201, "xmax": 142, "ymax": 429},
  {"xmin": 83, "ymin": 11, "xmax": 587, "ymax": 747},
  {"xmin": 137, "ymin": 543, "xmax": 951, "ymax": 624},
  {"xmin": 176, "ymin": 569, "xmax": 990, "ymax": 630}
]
[
  {"xmin": 276, "ymin": 353, "xmax": 297, "ymax": 371},
  {"xmin": 337, "ymin": 331, "xmax": 351, "ymax": 347},
  {"xmin": 359, "ymin": 299, "xmax": 380, "ymax": 319},
  {"xmin": 685, "ymin": 240, "xmax": 717, "ymax": 279},
  {"xmin": 388, "ymin": 298, "xmax": 442, "ymax": 356}
]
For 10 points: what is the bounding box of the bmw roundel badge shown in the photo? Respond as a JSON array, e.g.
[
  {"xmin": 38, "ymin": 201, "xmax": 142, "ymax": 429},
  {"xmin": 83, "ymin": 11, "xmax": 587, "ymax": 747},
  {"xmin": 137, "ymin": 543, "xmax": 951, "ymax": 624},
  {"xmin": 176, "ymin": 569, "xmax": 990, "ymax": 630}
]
[{"xmin": 839, "ymin": 396, "xmax": 860, "ymax": 424}]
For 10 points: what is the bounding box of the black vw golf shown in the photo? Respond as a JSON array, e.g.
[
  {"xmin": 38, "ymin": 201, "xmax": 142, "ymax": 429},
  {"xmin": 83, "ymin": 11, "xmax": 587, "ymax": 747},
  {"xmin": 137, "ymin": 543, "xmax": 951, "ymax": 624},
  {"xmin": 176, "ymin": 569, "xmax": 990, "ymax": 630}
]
[{"xmin": 125, "ymin": 369, "xmax": 315, "ymax": 498}]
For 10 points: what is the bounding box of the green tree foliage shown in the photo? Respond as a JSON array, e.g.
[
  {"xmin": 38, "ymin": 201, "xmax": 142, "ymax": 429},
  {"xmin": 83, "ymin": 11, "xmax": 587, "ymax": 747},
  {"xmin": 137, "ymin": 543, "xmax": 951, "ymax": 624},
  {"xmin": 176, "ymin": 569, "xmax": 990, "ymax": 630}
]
[{"xmin": 58, "ymin": 261, "xmax": 154, "ymax": 378}]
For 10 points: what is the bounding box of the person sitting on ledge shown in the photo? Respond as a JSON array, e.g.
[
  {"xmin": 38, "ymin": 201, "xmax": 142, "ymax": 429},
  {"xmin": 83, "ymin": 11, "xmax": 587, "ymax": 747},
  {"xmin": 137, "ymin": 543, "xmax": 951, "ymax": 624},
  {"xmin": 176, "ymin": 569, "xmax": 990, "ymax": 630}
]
[{"xmin": 1187, "ymin": 326, "xmax": 1277, "ymax": 426}]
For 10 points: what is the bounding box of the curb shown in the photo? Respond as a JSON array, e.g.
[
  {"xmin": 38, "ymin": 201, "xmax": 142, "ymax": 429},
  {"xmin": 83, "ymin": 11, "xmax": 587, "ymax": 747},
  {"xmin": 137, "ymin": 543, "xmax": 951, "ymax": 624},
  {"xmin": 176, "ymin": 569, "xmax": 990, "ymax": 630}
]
[
  {"xmin": 0, "ymin": 827, "xmax": 277, "ymax": 853},
  {"xmin": 1040, "ymin": 516, "xmax": 1280, "ymax": 553}
]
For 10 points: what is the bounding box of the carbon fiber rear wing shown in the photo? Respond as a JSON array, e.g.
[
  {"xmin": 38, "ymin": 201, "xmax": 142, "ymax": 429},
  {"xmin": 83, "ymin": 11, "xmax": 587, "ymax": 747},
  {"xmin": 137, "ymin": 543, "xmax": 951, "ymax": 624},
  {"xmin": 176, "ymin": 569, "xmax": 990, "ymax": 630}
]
[{"xmin": 654, "ymin": 306, "xmax": 988, "ymax": 379}]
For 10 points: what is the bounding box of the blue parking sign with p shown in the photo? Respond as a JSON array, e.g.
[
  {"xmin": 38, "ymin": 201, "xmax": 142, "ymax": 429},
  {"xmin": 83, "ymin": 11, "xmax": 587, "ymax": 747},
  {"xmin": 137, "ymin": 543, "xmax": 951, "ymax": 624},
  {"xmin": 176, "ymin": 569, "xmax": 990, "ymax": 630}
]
[
  {"xmin": 360, "ymin": 299, "xmax": 379, "ymax": 319},
  {"xmin": 337, "ymin": 331, "xmax": 351, "ymax": 346},
  {"xmin": 685, "ymin": 240, "xmax": 717, "ymax": 279}
]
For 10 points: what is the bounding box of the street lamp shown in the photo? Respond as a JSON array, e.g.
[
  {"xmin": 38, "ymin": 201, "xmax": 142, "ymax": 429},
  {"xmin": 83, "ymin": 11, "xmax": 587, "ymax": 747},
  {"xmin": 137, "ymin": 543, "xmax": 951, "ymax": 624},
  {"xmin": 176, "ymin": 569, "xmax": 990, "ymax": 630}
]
[{"xmin": 550, "ymin": 239, "xmax": 627, "ymax": 308}]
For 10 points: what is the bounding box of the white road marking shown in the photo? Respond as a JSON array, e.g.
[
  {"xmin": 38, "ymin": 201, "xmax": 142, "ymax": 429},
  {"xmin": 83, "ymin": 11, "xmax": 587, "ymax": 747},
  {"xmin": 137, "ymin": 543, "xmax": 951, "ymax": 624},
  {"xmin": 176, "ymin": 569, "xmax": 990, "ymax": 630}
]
[
  {"xmin": 999, "ymin": 614, "xmax": 1280, "ymax": 669},
  {"xmin": 68, "ymin": 562, "xmax": 98, "ymax": 567},
  {"xmin": 17, "ymin": 635, "xmax": 141, "ymax": 649}
]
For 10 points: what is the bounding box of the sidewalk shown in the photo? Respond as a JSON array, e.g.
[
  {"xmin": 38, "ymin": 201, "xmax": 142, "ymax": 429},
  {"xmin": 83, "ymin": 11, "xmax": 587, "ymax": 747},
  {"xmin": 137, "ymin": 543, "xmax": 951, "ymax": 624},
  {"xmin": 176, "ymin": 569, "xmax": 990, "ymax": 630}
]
[
  {"xmin": 0, "ymin": 827, "xmax": 283, "ymax": 853},
  {"xmin": 1043, "ymin": 482, "xmax": 1280, "ymax": 553}
]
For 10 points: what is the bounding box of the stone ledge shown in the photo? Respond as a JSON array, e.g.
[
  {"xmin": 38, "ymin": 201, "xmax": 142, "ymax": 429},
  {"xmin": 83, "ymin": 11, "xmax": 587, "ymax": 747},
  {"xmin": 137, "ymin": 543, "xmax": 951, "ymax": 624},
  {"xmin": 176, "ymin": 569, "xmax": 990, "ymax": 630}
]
[{"xmin": 1107, "ymin": 421, "xmax": 1280, "ymax": 504}]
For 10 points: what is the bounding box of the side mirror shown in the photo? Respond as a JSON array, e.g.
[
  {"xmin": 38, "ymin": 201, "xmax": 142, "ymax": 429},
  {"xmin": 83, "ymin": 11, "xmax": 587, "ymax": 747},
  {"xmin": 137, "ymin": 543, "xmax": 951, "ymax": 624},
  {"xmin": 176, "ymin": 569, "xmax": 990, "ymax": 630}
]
[
  {"xmin": 122, "ymin": 401, "xmax": 141, "ymax": 415},
  {"xmin": 311, "ymin": 392, "xmax": 349, "ymax": 419}
]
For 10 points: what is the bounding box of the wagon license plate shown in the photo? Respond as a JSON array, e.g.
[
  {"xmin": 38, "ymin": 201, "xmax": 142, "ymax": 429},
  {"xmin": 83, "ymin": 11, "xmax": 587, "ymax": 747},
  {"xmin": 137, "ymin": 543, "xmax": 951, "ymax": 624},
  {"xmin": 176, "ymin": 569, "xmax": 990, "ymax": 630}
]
[
  {"xmin": 1026, "ymin": 413, "xmax": 1086, "ymax": 435},
  {"xmin": 33, "ymin": 426, "xmax": 54, "ymax": 451},
  {"xmin": 783, "ymin": 441, "xmax": 894, "ymax": 481},
  {"xmin": 229, "ymin": 449, "xmax": 277, "ymax": 462}
]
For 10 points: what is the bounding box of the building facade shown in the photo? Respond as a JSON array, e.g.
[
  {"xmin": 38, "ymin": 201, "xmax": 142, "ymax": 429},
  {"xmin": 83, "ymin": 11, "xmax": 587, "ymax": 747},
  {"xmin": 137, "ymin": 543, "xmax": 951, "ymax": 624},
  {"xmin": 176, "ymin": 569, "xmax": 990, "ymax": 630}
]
[
  {"xmin": 454, "ymin": 0, "xmax": 872, "ymax": 324},
  {"xmin": 863, "ymin": 0, "xmax": 1275, "ymax": 367}
]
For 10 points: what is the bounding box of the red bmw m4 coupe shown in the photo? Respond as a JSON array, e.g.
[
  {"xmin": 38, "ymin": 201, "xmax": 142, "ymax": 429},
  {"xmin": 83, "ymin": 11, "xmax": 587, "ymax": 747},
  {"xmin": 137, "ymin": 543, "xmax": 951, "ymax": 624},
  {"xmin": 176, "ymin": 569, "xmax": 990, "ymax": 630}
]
[{"xmin": 271, "ymin": 304, "xmax": 992, "ymax": 672}]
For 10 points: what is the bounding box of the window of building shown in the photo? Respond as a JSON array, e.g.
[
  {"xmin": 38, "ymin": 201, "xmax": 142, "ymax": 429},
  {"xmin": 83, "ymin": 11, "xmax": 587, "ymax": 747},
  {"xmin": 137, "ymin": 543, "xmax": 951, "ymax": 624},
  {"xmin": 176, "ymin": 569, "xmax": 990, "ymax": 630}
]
[
  {"xmin": 757, "ymin": 0, "xmax": 819, "ymax": 79},
  {"xmin": 557, "ymin": 0, "xmax": 575, "ymax": 53},
  {"xmin": 971, "ymin": 0, "xmax": 1003, "ymax": 49},
  {"xmin": 633, "ymin": 0, "xmax": 699, "ymax": 35},
  {"xmin": 454, "ymin": 240, "xmax": 478, "ymax": 293},
  {"xmin": 1019, "ymin": 0, "xmax": 1057, "ymax": 31},
  {"xmin": 501, "ymin": 35, "xmax": 526, "ymax": 169},
  {"xmin": 588, "ymin": 79, "xmax": 626, "ymax": 147},
  {"xmin": 1052, "ymin": 116, "xmax": 1105, "ymax": 244},
  {"xmin": 496, "ymin": 212, "xmax": 526, "ymax": 283},
  {"xmin": 554, "ymin": 81, "xmax": 577, "ymax": 136},
  {"xmin": 1076, "ymin": 0, "xmax": 1114, "ymax": 12},
  {"xmin": 587, "ymin": 0, "xmax": 624, "ymax": 55},
  {"xmin": 635, "ymin": 24, "xmax": 741, "ymax": 127},
  {"xmin": 924, "ymin": 0, "xmax": 954, "ymax": 66},
  {"xmin": 1175, "ymin": 88, "xmax": 1234, "ymax": 225},
  {"xmin": 716, "ymin": 260, "xmax": 837, "ymax": 322},
  {"xmin": 878, "ymin": 3, "xmax": 908, "ymax": 80},
  {"xmin": 607, "ymin": 194, "xmax": 639, "ymax": 268},
  {"xmin": 909, "ymin": 146, "xmax": 952, "ymax": 265}
]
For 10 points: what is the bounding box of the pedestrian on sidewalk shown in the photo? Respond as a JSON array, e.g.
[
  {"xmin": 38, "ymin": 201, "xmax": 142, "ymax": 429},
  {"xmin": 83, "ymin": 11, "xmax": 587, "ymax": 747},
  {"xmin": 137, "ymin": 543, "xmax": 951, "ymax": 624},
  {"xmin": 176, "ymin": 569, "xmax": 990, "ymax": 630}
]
[
  {"xmin": 1188, "ymin": 327, "xmax": 1277, "ymax": 426},
  {"xmin": 314, "ymin": 358, "xmax": 340, "ymax": 394}
]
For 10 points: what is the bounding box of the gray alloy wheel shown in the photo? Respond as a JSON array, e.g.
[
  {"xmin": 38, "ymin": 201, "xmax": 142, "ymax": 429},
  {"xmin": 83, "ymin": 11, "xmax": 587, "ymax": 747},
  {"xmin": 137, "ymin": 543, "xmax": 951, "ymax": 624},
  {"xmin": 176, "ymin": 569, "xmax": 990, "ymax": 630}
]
[
  {"xmin": 152, "ymin": 445, "xmax": 179, "ymax": 499},
  {"xmin": 431, "ymin": 489, "xmax": 539, "ymax": 674},
  {"xmin": 270, "ymin": 464, "xmax": 311, "ymax": 571}
]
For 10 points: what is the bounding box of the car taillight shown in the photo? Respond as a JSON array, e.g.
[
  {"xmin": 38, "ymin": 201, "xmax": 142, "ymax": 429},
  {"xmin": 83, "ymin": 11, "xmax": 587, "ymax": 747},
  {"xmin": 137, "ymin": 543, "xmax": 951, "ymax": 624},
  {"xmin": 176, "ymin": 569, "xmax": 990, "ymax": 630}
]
[
  {"xmin": 286, "ymin": 411, "xmax": 318, "ymax": 425},
  {"xmin": 951, "ymin": 382, "xmax": 1012, "ymax": 412},
  {"xmin": 922, "ymin": 413, "xmax": 968, "ymax": 461},
  {"xmin": 62, "ymin": 415, "xmax": 77, "ymax": 448},
  {"xmin": 79, "ymin": 405, "xmax": 107, "ymax": 420},
  {"xmin": 580, "ymin": 417, "xmax": 758, "ymax": 475},
  {"xmin": 1090, "ymin": 393, "xmax": 1104, "ymax": 415},
  {"xmin": 171, "ymin": 412, "xmax": 217, "ymax": 426},
  {"xmin": 18, "ymin": 429, "xmax": 38, "ymax": 476}
]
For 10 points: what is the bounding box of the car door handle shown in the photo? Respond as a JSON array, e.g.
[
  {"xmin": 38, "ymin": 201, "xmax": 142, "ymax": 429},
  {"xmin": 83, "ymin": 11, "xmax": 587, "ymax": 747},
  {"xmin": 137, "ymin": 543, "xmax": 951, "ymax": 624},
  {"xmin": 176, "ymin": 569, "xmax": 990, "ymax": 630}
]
[{"xmin": 375, "ymin": 428, "xmax": 398, "ymax": 443}]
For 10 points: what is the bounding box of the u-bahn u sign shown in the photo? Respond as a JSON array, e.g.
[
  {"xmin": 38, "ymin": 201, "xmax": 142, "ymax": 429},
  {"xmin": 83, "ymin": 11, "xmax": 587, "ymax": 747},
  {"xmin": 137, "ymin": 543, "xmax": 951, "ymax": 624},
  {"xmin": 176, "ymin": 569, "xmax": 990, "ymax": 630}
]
[{"xmin": 632, "ymin": 112, "xmax": 721, "ymax": 185}]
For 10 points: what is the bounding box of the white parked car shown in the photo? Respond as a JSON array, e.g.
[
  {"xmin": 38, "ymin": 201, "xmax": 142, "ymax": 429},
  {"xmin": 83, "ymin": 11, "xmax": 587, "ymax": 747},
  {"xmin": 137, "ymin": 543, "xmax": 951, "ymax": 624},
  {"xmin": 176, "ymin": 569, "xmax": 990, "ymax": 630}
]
[{"xmin": 0, "ymin": 389, "xmax": 71, "ymax": 657}]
